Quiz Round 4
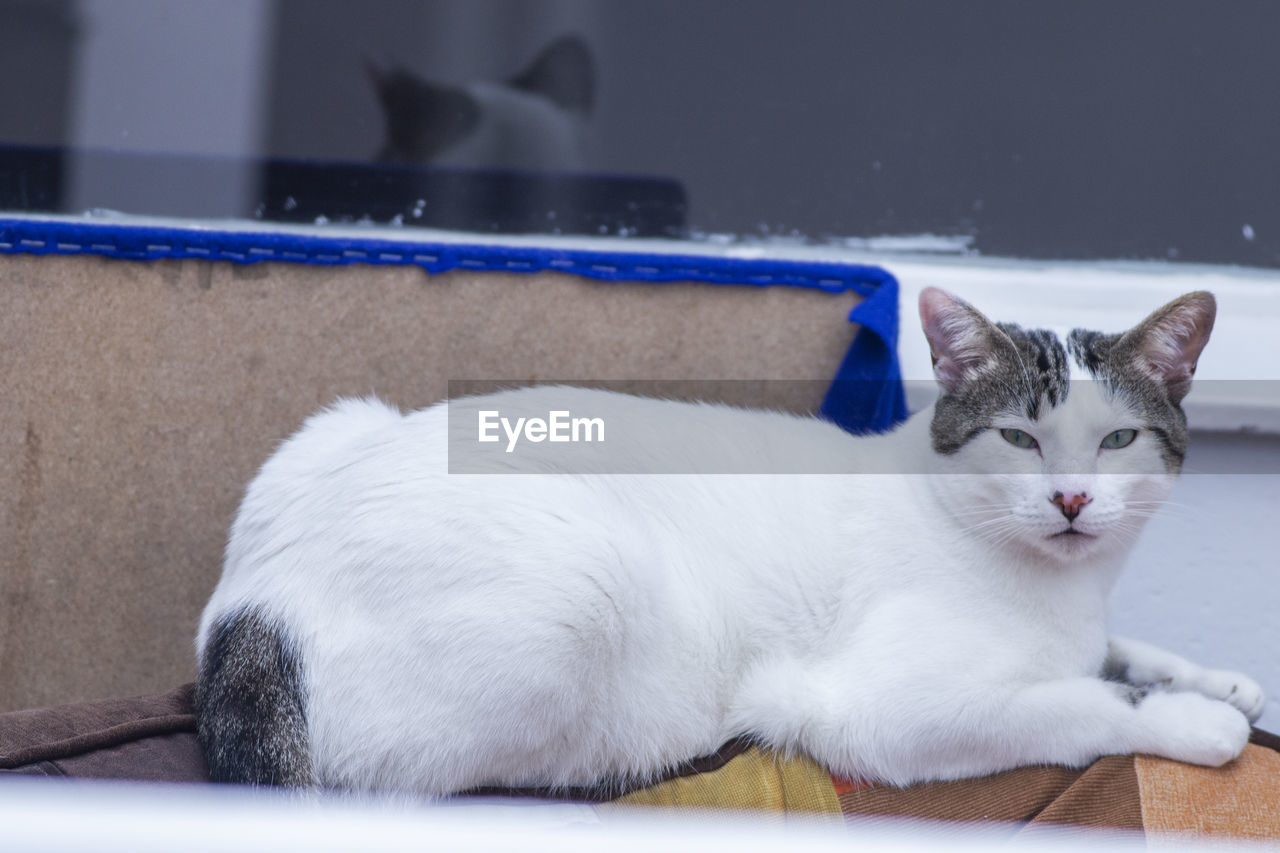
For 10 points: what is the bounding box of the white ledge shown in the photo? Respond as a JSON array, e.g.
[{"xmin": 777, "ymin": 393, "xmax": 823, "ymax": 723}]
[{"xmin": 874, "ymin": 257, "xmax": 1280, "ymax": 435}]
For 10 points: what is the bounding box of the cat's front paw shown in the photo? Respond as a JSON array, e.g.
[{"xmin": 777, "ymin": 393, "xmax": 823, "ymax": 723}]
[
  {"xmin": 1136, "ymin": 691, "xmax": 1250, "ymax": 767},
  {"xmin": 1195, "ymin": 669, "xmax": 1265, "ymax": 723}
]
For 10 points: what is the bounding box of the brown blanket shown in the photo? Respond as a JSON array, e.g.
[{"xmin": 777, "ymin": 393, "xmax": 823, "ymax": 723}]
[{"xmin": 2, "ymin": 685, "xmax": 1278, "ymax": 840}]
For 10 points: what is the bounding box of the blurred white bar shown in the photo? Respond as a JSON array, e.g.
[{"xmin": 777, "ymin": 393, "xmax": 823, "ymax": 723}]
[
  {"xmin": 0, "ymin": 776, "xmax": 1182, "ymax": 853},
  {"xmin": 67, "ymin": 0, "xmax": 275, "ymax": 217}
]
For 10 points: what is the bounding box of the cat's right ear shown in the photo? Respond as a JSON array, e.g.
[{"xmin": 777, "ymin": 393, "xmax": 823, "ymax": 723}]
[
  {"xmin": 918, "ymin": 288, "xmax": 1003, "ymax": 395},
  {"xmin": 364, "ymin": 57, "xmax": 391, "ymax": 91}
]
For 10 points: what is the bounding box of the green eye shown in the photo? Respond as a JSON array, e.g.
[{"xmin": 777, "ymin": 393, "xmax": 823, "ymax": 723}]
[
  {"xmin": 1000, "ymin": 428, "xmax": 1038, "ymax": 449},
  {"xmin": 1101, "ymin": 428, "xmax": 1138, "ymax": 449}
]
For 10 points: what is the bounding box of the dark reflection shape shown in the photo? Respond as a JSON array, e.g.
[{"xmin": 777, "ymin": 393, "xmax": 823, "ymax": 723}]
[
  {"xmin": 0, "ymin": 144, "xmax": 687, "ymax": 238},
  {"xmin": 369, "ymin": 34, "xmax": 594, "ymax": 171},
  {"xmin": 259, "ymin": 159, "xmax": 686, "ymax": 237},
  {"xmin": 0, "ymin": 146, "xmax": 63, "ymax": 212}
]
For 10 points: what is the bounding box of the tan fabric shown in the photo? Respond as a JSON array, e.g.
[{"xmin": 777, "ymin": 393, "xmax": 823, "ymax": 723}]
[
  {"xmin": 0, "ymin": 253, "xmax": 860, "ymax": 711},
  {"xmin": 837, "ymin": 757, "xmax": 1143, "ymax": 835},
  {"xmin": 598, "ymin": 747, "xmax": 841, "ymax": 822},
  {"xmin": 1137, "ymin": 745, "xmax": 1280, "ymax": 840},
  {"xmin": 1029, "ymin": 756, "xmax": 1144, "ymax": 833}
]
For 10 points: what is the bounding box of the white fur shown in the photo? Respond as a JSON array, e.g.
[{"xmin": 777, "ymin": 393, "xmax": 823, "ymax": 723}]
[
  {"xmin": 196, "ymin": 371, "xmax": 1263, "ymax": 795},
  {"xmin": 431, "ymin": 82, "xmax": 587, "ymax": 171}
]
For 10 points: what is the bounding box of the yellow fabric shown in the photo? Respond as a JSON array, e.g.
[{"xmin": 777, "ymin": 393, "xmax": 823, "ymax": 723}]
[
  {"xmin": 1136, "ymin": 744, "xmax": 1280, "ymax": 840},
  {"xmin": 596, "ymin": 747, "xmax": 841, "ymax": 822}
]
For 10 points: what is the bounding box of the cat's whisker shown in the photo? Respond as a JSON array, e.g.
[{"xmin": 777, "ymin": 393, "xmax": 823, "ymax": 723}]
[
  {"xmin": 1112, "ymin": 525, "xmax": 1148, "ymax": 546},
  {"xmin": 973, "ymin": 521, "xmax": 1026, "ymax": 549},
  {"xmin": 1124, "ymin": 505, "xmax": 1191, "ymax": 521},
  {"xmin": 1136, "ymin": 494, "xmax": 1192, "ymax": 507},
  {"xmin": 948, "ymin": 507, "xmax": 1016, "ymax": 519},
  {"xmin": 955, "ymin": 516, "xmax": 1020, "ymax": 535},
  {"xmin": 1128, "ymin": 499, "xmax": 1192, "ymax": 510}
]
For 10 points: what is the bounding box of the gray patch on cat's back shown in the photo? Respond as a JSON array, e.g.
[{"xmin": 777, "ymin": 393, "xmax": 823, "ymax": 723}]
[
  {"xmin": 931, "ymin": 322, "xmax": 1070, "ymax": 454},
  {"xmin": 195, "ymin": 607, "xmax": 314, "ymax": 787}
]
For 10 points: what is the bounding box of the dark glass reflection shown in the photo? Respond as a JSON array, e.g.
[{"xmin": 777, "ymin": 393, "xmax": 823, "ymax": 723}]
[{"xmin": 1, "ymin": 0, "xmax": 1278, "ymax": 266}]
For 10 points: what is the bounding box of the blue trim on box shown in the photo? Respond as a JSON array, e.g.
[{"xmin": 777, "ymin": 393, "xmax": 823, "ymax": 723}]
[
  {"xmin": 821, "ymin": 275, "xmax": 909, "ymax": 433},
  {"xmin": 0, "ymin": 216, "xmax": 907, "ymax": 432},
  {"xmin": 0, "ymin": 217, "xmax": 892, "ymax": 291}
]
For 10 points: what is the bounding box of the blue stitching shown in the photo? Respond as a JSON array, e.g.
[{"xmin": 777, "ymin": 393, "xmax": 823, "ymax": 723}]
[{"xmin": 0, "ymin": 217, "xmax": 895, "ymax": 301}]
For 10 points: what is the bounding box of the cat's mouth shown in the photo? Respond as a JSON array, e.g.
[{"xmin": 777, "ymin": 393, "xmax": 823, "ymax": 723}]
[{"xmin": 1050, "ymin": 528, "xmax": 1095, "ymax": 539}]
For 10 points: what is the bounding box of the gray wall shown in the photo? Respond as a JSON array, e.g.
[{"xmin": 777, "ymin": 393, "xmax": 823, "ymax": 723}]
[
  {"xmin": 6, "ymin": 1, "xmax": 1279, "ymax": 264},
  {"xmin": 265, "ymin": 0, "xmax": 1280, "ymax": 266}
]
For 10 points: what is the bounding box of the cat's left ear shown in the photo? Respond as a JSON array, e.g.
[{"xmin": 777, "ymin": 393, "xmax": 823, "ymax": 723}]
[{"xmin": 1118, "ymin": 291, "xmax": 1216, "ymax": 403}]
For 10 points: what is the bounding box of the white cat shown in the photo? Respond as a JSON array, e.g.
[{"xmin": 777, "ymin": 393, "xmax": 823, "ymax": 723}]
[
  {"xmin": 368, "ymin": 34, "xmax": 592, "ymax": 170},
  {"xmin": 195, "ymin": 288, "xmax": 1264, "ymax": 794}
]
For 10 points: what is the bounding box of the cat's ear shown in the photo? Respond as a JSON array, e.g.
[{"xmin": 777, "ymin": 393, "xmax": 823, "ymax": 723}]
[
  {"xmin": 1118, "ymin": 291, "xmax": 1216, "ymax": 403},
  {"xmin": 364, "ymin": 57, "xmax": 391, "ymax": 90},
  {"xmin": 508, "ymin": 34, "xmax": 595, "ymax": 115},
  {"xmin": 919, "ymin": 288, "xmax": 1006, "ymax": 394}
]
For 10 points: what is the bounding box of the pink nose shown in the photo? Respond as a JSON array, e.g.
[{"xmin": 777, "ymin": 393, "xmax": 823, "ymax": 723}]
[{"xmin": 1050, "ymin": 491, "xmax": 1091, "ymax": 522}]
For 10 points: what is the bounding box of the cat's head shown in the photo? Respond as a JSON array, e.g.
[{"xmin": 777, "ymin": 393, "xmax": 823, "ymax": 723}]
[
  {"xmin": 920, "ymin": 288, "xmax": 1215, "ymax": 562},
  {"xmin": 367, "ymin": 34, "xmax": 594, "ymax": 167}
]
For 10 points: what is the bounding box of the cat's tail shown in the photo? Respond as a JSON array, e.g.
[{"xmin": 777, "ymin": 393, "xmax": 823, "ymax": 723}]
[{"xmin": 195, "ymin": 606, "xmax": 315, "ymax": 787}]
